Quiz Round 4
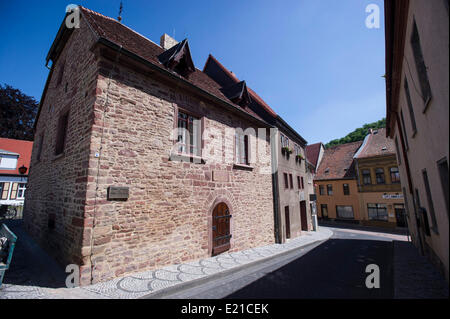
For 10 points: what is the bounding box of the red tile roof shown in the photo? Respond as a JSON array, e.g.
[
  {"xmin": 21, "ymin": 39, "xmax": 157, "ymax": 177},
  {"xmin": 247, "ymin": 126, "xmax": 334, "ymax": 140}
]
[
  {"xmin": 305, "ymin": 142, "xmax": 323, "ymax": 168},
  {"xmin": 354, "ymin": 128, "xmax": 395, "ymax": 159},
  {"xmin": 78, "ymin": 7, "xmax": 266, "ymax": 123},
  {"xmin": 315, "ymin": 141, "xmax": 362, "ymax": 181},
  {"xmin": 0, "ymin": 138, "xmax": 33, "ymax": 175}
]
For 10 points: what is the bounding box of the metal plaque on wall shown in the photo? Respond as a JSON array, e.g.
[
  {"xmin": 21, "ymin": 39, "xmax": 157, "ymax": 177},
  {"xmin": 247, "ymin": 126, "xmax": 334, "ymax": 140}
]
[{"xmin": 107, "ymin": 186, "xmax": 129, "ymax": 200}]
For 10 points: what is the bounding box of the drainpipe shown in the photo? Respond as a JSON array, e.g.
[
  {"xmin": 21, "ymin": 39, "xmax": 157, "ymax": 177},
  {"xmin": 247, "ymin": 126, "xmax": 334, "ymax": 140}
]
[{"xmin": 270, "ymin": 127, "xmax": 281, "ymax": 244}]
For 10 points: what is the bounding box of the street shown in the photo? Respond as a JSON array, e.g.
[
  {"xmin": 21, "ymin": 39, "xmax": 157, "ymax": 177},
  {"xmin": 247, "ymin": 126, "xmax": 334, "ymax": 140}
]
[{"xmin": 161, "ymin": 226, "xmax": 447, "ymax": 299}]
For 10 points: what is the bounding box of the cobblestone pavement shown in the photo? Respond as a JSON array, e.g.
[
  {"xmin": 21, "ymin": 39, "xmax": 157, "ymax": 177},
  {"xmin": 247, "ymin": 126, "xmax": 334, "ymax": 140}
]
[{"xmin": 0, "ymin": 220, "xmax": 332, "ymax": 299}]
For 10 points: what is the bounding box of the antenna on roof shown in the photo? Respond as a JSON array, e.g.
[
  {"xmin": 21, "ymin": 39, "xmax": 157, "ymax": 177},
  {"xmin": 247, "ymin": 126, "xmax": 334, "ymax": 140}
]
[{"xmin": 117, "ymin": 1, "xmax": 123, "ymax": 23}]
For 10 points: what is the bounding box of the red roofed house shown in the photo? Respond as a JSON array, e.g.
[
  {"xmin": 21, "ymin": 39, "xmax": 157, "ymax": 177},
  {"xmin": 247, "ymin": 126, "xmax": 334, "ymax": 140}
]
[
  {"xmin": 353, "ymin": 128, "xmax": 406, "ymax": 228},
  {"xmin": 24, "ymin": 6, "xmax": 277, "ymax": 285},
  {"xmin": 314, "ymin": 141, "xmax": 363, "ymax": 222},
  {"xmin": 0, "ymin": 138, "xmax": 33, "ymax": 208},
  {"xmin": 305, "ymin": 143, "xmax": 325, "ymax": 172}
]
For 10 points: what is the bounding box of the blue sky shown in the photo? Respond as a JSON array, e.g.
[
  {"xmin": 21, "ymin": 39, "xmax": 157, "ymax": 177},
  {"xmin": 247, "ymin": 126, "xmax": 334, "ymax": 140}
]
[{"xmin": 0, "ymin": 0, "xmax": 386, "ymax": 144}]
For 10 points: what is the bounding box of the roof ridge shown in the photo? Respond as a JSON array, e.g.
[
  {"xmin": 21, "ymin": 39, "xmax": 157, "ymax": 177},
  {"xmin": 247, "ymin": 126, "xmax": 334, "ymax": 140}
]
[
  {"xmin": 206, "ymin": 54, "xmax": 277, "ymax": 117},
  {"xmin": 79, "ymin": 6, "xmax": 163, "ymax": 49}
]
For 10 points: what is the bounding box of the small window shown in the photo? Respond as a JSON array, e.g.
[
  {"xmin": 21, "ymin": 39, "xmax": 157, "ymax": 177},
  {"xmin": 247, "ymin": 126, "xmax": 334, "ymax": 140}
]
[
  {"xmin": 336, "ymin": 206, "xmax": 354, "ymax": 219},
  {"xmin": 319, "ymin": 185, "xmax": 325, "ymax": 195},
  {"xmin": 375, "ymin": 168, "xmax": 385, "ymax": 184},
  {"xmin": 368, "ymin": 203, "xmax": 388, "ymax": 221},
  {"xmin": 280, "ymin": 134, "xmax": 289, "ymax": 148},
  {"xmin": 178, "ymin": 111, "xmax": 201, "ymax": 157},
  {"xmin": 284, "ymin": 173, "xmax": 289, "ymax": 189},
  {"xmin": 9, "ymin": 182, "xmax": 18, "ymax": 200},
  {"xmin": 362, "ymin": 169, "xmax": 371, "ymax": 185},
  {"xmin": 289, "ymin": 174, "xmax": 293, "ymax": 189},
  {"xmin": 390, "ymin": 167, "xmax": 400, "ymax": 183},
  {"xmin": 395, "ymin": 137, "xmax": 402, "ymax": 165},
  {"xmin": 297, "ymin": 176, "xmax": 301, "ymax": 189},
  {"xmin": 327, "ymin": 184, "xmax": 333, "ymax": 196},
  {"xmin": 404, "ymin": 78, "xmax": 417, "ymax": 135},
  {"xmin": 437, "ymin": 158, "xmax": 449, "ymax": 217},
  {"xmin": 17, "ymin": 183, "xmax": 27, "ymax": 199},
  {"xmin": 55, "ymin": 110, "xmax": 70, "ymax": 155},
  {"xmin": 57, "ymin": 61, "xmax": 65, "ymax": 86},
  {"xmin": 37, "ymin": 132, "xmax": 44, "ymax": 162},
  {"xmin": 294, "ymin": 144, "xmax": 301, "ymax": 156},
  {"xmin": 411, "ymin": 20, "xmax": 432, "ymax": 108},
  {"xmin": 422, "ymin": 169, "xmax": 438, "ymax": 234},
  {"xmin": 235, "ymin": 132, "xmax": 249, "ymax": 165},
  {"xmin": 343, "ymin": 183, "xmax": 350, "ymax": 195},
  {"xmin": 400, "ymin": 110, "xmax": 409, "ymax": 150},
  {"xmin": 0, "ymin": 182, "xmax": 10, "ymax": 200},
  {"xmin": 301, "ymin": 177, "xmax": 304, "ymax": 189},
  {"xmin": 321, "ymin": 204, "xmax": 328, "ymax": 218}
]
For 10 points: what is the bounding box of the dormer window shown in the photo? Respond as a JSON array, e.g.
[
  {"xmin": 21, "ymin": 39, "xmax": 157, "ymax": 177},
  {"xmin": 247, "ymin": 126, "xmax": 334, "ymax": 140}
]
[
  {"xmin": 220, "ymin": 81, "xmax": 251, "ymax": 107},
  {"xmin": 158, "ymin": 39, "xmax": 195, "ymax": 78}
]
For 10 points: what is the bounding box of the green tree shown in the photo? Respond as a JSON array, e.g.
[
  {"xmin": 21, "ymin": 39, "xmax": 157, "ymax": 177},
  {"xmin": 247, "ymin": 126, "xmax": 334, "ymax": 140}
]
[
  {"xmin": 0, "ymin": 84, "xmax": 38, "ymax": 141},
  {"xmin": 325, "ymin": 118, "xmax": 386, "ymax": 148}
]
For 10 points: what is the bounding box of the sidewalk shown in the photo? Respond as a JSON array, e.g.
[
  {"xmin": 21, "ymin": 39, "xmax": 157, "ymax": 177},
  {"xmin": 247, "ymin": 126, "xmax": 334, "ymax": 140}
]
[
  {"xmin": 393, "ymin": 241, "xmax": 449, "ymax": 299},
  {"xmin": 0, "ymin": 221, "xmax": 332, "ymax": 299}
]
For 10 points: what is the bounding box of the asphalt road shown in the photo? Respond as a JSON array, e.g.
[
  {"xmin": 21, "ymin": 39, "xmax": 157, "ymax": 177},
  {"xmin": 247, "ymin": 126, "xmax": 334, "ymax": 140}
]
[{"xmin": 163, "ymin": 226, "xmax": 400, "ymax": 299}]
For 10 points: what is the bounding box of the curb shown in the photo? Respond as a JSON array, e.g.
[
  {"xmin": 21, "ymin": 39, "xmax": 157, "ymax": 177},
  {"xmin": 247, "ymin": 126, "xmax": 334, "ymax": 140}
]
[{"xmin": 141, "ymin": 230, "xmax": 332, "ymax": 299}]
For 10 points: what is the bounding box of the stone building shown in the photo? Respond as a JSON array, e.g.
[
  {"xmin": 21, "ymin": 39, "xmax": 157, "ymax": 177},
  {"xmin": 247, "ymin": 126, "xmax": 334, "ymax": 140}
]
[
  {"xmin": 24, "ymin": 6, "xmax": 277, "ymax": 285},
  {"xmin": 384, "ymin": 0, "xmax": 449, "ymax": 280},
  {"xmin": 353, "ymin": 128, "xmax": 405, "ymax": 228},
  {"xmin": 315, "ymin": 141, "xmax": 362, "ymax": 222},
  {"xmin": 203, "ymin": 55, "xmax": 313, "ymax": 244}
]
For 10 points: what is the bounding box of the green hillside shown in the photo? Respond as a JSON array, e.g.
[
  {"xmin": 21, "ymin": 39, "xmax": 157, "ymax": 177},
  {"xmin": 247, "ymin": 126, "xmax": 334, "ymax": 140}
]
[{"xmin": 325, "ymin": 118, "xmax": 386, "ymax": 148}]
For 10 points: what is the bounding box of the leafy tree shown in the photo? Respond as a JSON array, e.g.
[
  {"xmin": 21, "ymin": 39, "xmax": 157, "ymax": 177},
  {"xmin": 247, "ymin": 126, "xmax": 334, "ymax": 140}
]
[
  {"xmin": 325, "ymin": 118, "xmax": 386, "ymax": 148},
  {"xmin": 0, "ymin": 84, "xmax": 39, "ymax": 141}
]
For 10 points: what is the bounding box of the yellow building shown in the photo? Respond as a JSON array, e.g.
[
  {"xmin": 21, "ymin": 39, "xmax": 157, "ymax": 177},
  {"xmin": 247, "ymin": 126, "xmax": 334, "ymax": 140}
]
[
  {"xmin": 354, "ymin": 128, "xmax": 406, "ymax": 228},
  {"xmin": 315, "ymin": 141, "xmax": 363, "ymax": 222},
  {"xmin": 315, "ymin": 129, "xmax": 405, "ymax": 228}
]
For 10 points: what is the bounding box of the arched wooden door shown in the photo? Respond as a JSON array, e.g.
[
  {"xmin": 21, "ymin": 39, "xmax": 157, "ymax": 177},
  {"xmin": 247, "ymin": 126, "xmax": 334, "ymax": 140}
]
[{"xmin": 212, "ymin": 202, "xmax": 231, "ymax": 256}]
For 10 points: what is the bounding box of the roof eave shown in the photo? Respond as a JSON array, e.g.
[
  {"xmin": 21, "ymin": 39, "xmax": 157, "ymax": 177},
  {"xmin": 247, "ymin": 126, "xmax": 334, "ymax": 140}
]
[{"xmin": 96, "ymin": 37, "xmax": 272, "ymax": 128}]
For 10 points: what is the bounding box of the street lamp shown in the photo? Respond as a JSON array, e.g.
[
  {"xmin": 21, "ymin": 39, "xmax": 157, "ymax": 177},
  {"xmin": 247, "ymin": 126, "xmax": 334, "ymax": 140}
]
[{"xmin": 18, "ymin": 165, "xmax": 27, "ymax": 175}]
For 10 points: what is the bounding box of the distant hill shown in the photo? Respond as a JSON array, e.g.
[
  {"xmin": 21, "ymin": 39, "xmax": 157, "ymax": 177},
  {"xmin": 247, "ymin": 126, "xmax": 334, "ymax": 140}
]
[{"xmin": 325, "ymin": 118, "xmax": 386, "ymax": 148}]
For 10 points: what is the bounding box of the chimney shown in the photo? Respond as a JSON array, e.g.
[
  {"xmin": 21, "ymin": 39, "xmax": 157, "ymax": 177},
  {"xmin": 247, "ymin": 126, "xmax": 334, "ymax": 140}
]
[{"xmin": 160, "ymin": 34, "xmax": 178, "ymax": 50}]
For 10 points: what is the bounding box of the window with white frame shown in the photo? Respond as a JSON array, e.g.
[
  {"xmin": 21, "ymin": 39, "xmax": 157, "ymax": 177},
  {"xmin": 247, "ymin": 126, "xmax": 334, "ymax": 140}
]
[
  {"xmin": 17, "ymin": 183, "xmax": 27, "ymax": 199},
  {"xmin": 280, "ymin": 134, "xmax": 289, "ymax": 148},
  {"xmin": 294, "ymin": 144, "xmax": 301, "ymax": 156},
  {"xmin": 235, "ymin": 131, "xmax": 249, "ymax": 165},
  {"xmin": 177, "ymin": 111, "xmax": 201, "ymax": 156}
]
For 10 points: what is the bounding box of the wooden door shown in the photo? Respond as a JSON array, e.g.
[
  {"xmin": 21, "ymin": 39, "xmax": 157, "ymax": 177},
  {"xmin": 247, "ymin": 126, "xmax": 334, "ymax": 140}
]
[
  {"xmin": 300, "ymin": 201, "xmax": 308, "ymax": 231},
  {"xmin": 285, "ymin": 207, "xmax": 291, "ymax": 239},
  {"xmin": 212, "ymin": 203, "xmax": 231, "ymax": 256}
]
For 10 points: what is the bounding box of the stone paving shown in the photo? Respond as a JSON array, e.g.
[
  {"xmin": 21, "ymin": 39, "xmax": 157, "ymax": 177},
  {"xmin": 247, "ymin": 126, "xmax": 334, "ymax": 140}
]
[{"xmin": 0, "ymin": 222, "xmax": 332, "ymax": 299}]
